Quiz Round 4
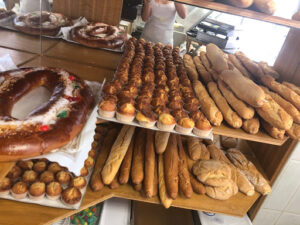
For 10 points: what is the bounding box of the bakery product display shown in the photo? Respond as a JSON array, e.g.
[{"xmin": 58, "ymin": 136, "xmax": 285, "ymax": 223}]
[
  {"xmin": 11, "ymin": 181, "xmax": 28, "ymax": 199},
  {"xmin": 0, "ymin": 67, "xmax": 94, "ymax": 161},
  {"xmin": 61, "ymin": 187, "xmax": 82, "ymax": 206},
  {"xmin": 22, "ymin": 170, "xmax": 38, "ymax": 184},
  {"xmin": 40, "ymin": 171, "xmax": 55, "ymax": 184},
  {"xmin": 46, "ymin": 181, "xmax": 62, "ymax": 200},
  {"xmin": 13, "ymin": 11, "xmax": 72, "ymax": 36}
]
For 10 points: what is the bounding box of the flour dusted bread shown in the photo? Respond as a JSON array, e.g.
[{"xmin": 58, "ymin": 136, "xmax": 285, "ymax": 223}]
[
  {"xmin": 206, "ymin": 179, "xmax": 238, "ymax": 200},
  {"xmin": 206, "ymin": 43, "xmax": 229, "ymax": 73},
  {"xmin": 261, "ymin": 120, "xmax": 285, "ymax": 139},
  {"xmin": 220, "ymin": 136, "xmax": 238, "ymax": 149}
]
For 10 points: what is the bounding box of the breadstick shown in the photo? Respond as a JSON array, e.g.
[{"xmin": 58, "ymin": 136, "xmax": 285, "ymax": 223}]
[
  {"xmin": 144, "ymin": 130, "xmax": 156, "ymax": 198},
  {"xmin": 193, "ymin": 80, "xmax": 223, "ymax": 126},
  {"xmin": 242, "ymin": 117, "xmax": 260, "ymax": 134},
  {"xmin": 131, "ymin": 129, "xmax": 146, "ymax": 185},
  {"xmin": 155, "ymin": 131, "xmax": 170, "ymax": 154},
  {"xmin": 119, "ymin": 134, "xmax": 134, "ymax": 184},
  {"xmin": 261, "ymin": 119, "xmax": 285, "ymax": 139},
  {"xmin": 109, "ymin": 172, "xmax": 120, "ymax": 189},
  {"xmin": 207, "ymin": 82, "xmax": 243, "ymax": 128},
  {"xmin": 193, "ymin": 56, "xmax": 213, "ymax": 84},
  {"xmin": 218, "ymin": 79, "xmax": 255, "ymax": 119},
  {"xmin": 206, "ymin": 43, "xmax": 228, "ymax": 73},
  {"xmin": 282, "ymin": 81, "xmax": 300, "ymax": 96},
  {"xmin": 101, "ymin": 125, "xmax": 136, "ymax": 185},
  {"xmin": 186, "ymin": 137, "xmax": 202, "ymax": 160},
  {"xmin": 228, "ymin": 54, "xmax": 251, "ymax": 78},
  {"xmin": 183, "ymin": 54, "xmax": 198, "ymax": 81},
  {"xmin": 287, "ymin": 123, "xmax": 300, "ymax": 140},
  {"xmin": 153, "ymin": 157, "xmax": 158, "ymax": 197},
  {"xmin": 164, "ymin": 134, "xmax": 179, "ymax": 199},
  {"xmin": 190, "ymin": 174, "xmax": 206, "ymax": 195},
  {"xmin": 199, "ymin": 51, "xmax": 211, "ymax": 71},
  {"xmin": 158, "ymin": 154, "xmax": 173, "ymax": 208},
  {"xmin": 90, "ymin": 128, "xmax": 119, "ymax": 191},
  {"xmin": 177, "ymin": 135, "xmax": 193, "ymax": 198}
]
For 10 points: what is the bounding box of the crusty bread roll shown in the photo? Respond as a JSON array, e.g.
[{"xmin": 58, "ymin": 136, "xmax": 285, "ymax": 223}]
[
  {"xmin": 164, "ymin": 134, "xmax": 179, "ymax": 199},
  {"xmin": 228, "ymin": 54, "xmax": 251, "ymax": 78},
  {"xmin": 207, "ymin": 82, "xmax": 243, "ymax": 128},
  {"xmin": 254, "ymin": 0, "xmax": 276, "ymax": 15},
  {"xmin": 258, "ymin": 61, "xmax": 280, "ymax": 79},
  {"xmin": 206, "ymin": 43, "xmax": 229, "ymax": 73},
  {"xmin": 119, "ymin": 133, "xmax": 134, "ymax": 184},
  {"xmin": 242, "ymin": 117, "xmax": 260, "ymax": 134},
  {"xmin": 199, "ymin": 51, "xmax": 211, "ymax": 71},
  {"xmin": 256, "ymin": 94, "xmax": 293, "ymax": 130},
  {"xmin": 261, "ymin": 119, "xmax": 285, "ymax": 139},
  {"xmin": 261, "ymin": 86, "xmax": 300, "ymax": 124},
  {"xmin": 220, "ymin": 136, "xmax": 238, "ymax": 149},
  {"xmin": 287, "ymin": 123, "xmax": 300, "ymax": 140},
  {"xmin": 225, "ymin": 0, "xmax": 253, "ymax": 8},
  {"xmin": 158, "ymin": 154, "xmax": 172, "ymax": 208},
  {"xmin": 101, "ymin": 126, "xmax": 135, "ymax": 185},
  {"xmin": 190, "ymin": 174, "xmax": 206, "ymax": 195},
  {"xmin": 183, "ymin": 54, "xmax": 198, "ymax": 81},
  {"xmin": 282, "ymin": 82, "xmax": 300, "ymax": 96},
  {"xmin": 218, "ymin": 79, "xmax": 255, "ymax": 120},
  {"xmin": 220, "ymin": 68, "xmax": 265, "ymax": 107},
  {"xmin": 186, "ymin": 137, "xmax": 202, "ymax": 160},
  {"xmin": 206, "ymin": 179, "xmax": 238, "ymax": 200},
  {"xmin": 144, "ymin": 130, "xmax": 156, "ymax": 198},
  {"xmin": 193, "ymin": 80, "xmax": 223, "ymax": 126},
  {"xmin": 226, "ymin": 148, "xmax": 272, "ymax": 195},
  {"xmin": 155, "ymin": 131, "xmax": 170, "ymax": 154},
  {"xmin": 193, "ymin": 56, "xmax": 213, "ymax": 84}
]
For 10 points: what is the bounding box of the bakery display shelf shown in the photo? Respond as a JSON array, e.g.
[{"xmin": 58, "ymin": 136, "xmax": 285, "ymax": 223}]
[{"xmin": 173, "ymin": 0, "xmax": 300, "ymax": 29}]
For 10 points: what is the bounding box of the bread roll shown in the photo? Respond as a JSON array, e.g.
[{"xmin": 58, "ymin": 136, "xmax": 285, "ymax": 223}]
[
  {"xmin": 193, "ymin": 56, "xmax": 213, "ymax": 84},
  {"xmin": 218, "ymin": 79, "xmax": 255, "ymax": 119},
  {"xmin": 225, "ymin": 0, "xmax": 253, "ymax": 8},
  {"xmin": 206, "ymin": 43, "xmax": 228, "ymax": 73},
  {"xmin": 206, "ymin": 179, "xmax": 238, "ymax": 200},
  {"xmin": 177, "ymin": 135, "xmax": 193, "ymax": 198},
  {"xmin": 193, "ymin": 80, "xmax": 223, "ymax": 126},
  {"xmin": 261, "ymin": 75, "xmax": 300, "ymax": 111},
  {"xmin": 220, "ymin": 136, "xmax": 237, "ymax": 149},
  {"xmin": 220, "ymin": 68, "xmax": 265, "ymax": 107},
  {"xmin": 254, "ymin": 0, "xmax": 276, "ymax": 15},
  {"xmin": 119, "ymin": 134, "xmax": 134, "ymax": 184},
  {"xmin": 261, "ymin": 119, "xmax": 285, "ymax": 139},
  {"xmin": 261, "ymin": 86, "xmax": 300, "ymax": 124},
  {"xmin": 282, "ymin": 82, "xmax": 300, "ymax": 96},
  {"xmin": 207, "ymin": 82, "xmax": 243, "ymax": 128},
  {"xmin": 286, "ymin": 123, "xmax": 300, "ymax": 140},
  {"xmin": 258, "ymin": 61, "xmax": 280, "ymax": 79},
  {"xmin": 155, "ymin": 131, "xmax": 170, "ymax": 154},
  {"xmin": 187, "ymin": 137, "xmax": 202, "ymax": 160},
  {"xmin": 235, "ymin": 51, "xmax": 264, "ymax": 79},
  {"xmin": 158, "ymin": 154, "xmax": 172, "ymax": 208},
  {"xmin": 183, "ymin": 54, "xmax": 198, "ymax": 81},
  {"xmin": 109, "ymin": 172, "xmax": 120, "ymax": 189},
  {"xmin": 101, "ymin": 125, "xmax": 136, "ymax": 185},
  {"xmin": 242, "ymin": 117, "xmax": 260, "ymax": 134},
  {"xmin": 200, "ymin": 143, "xmax": 210, "ymax": 160},
  {"xmin": 199, "ymin": 51, "xmax": 211, "ymax": 71},
  {"xmin": 228, "ymin": 54, "xmax": 251, "ymax": 78},
  {"xmin": 256, "ymin": 94, "xmax": 293, "ymax": 130},
  {"xmin": 144, "ymin": 130, "xmax": 156, "ymax": 198},
  {"xmin": 190, "ymin": 174, "xmax": 206, "ymax": 195},
  {"xmin": 226, "ymin": 148, "xmax": 272, "ymax": 195}
]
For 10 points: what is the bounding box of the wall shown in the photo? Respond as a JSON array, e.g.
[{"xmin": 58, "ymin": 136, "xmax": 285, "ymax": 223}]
[{"xmin": 252, "ymin": 143, "xmax": 300, "ymax": 225}]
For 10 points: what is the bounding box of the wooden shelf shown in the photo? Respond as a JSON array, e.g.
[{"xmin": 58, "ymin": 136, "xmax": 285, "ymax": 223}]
[{"xmin": 174, "ymin": 0, "xmax": 300, "ymax": 29}]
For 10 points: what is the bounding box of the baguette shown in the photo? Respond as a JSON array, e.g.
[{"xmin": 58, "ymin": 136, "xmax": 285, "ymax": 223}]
[
  {"xmin": 225, "ymin": 0, "xmax": 253, "ymax": 8},
  {"xmin": 260, "ymin": 86, "xmax": 300, "ymax": 124},
  {"xmin": 226, "ymin": 148, "xmax": 272, "ymax": 195},
  {"xmin": 207, "ymin": 82, "xmax": 243, "ymax": 128},
  {"xmin": 119, "ymin": 134, "xmax": 134, "ymax": 184},
  {"xmin": 133, "ymin": 183, "xmax": 142, "ymax": 191},
  {"xmin": 235, "ymin": 51, "xmax": 264, "ymax": 79},
  {"xmin": 193, "ymin": 80, "xmax": 223, "ymax": 126},
  {"xmin": 144, "ymin": 130, "xmax": 156, "ymax": 198},
  {"xmin": 101, "ymin": 125, "xmax": 136, "ymax": 185},
  {"xmin": 186, "ymin": 137, "xmax": 202, "ymax": 160},
  {"xmin": 158, "ymin": 154, "xmax": 173, "ymax": 208},
  {"xmin": 90, "ymin": 128, "xmax": 119, "ymax": 191},
  {"xmin": 261, "ymin": 75, "xmax": 300, "ymax": 111},
  {"xmin": 131, "ymin": 129, "xmax": 146, "ymax": 185},
  {"xmin": 153, "ymin": 156, "xmax": 158, "ymax": 196},
  {"xmin": 282, "ymin": 82, "xmax": 300, "ymax": 96},
  {"xmin": 200, "ymin": 142, "xmax": 210, "ymax": 160},
  {"xmin": 258, "ymin": 61, "xmax": 280, "ymax": 79},
  {"xmin": 256, "ymin": 94, "xmax": 293, "ymax": 130},
  {"xmin": 193, "ymin": 56, "xmax": 213, "ymax": 84},
  {"xmin": 200, "ymin": 51, "xmax": 211, "ymax": 71},
  {"xmin": 190, "ymin": 174, "xmax": 206, "ymax": 195},
  {"xmin": 261, "ymin": 119, "xmax": 285, "ymax": 139},
  {"xmin": 206, "ymin": 43, "xmax": 228, "ymax": 73},
  {"xmin": 177, "ymin": 135, "xmax": 193, "ymax": 198},
  {"xmin": 228, "ymin": 54, "xmax": 251, "ymax": 78},
  {"xmin": 286, "ymin": 123, "xmax": 300, "ymax": 140},
  {"xmin": 242, "ymin": 117, "xmax": 260, "ymax": 134},
  {"xmin": 254, "ymin": 0, "xmax": 276, "ymax": 15},
  {"xmin": 109, "ymin": 172, "xmax": 120, "ymax": 189},
  {"xmin": 220, "ymin": 68, "xmax": 265, "ymax": 107},
  {"xmin": 183, "ymin": 54, "xmax": 198, "ymax": 81},
  {"xmin": 218, "ymin": 79, "xmax": 255, "ymax": 119},
  {"xmin": 155, "ymin": 131, "xmax": 170, "ymax": 154},
  {"xmin": 220, "ymin": 136, "xmax": 237, "ymax": 149},
  {"xmin": 208, "ymin": 68, "xmax": 220, "ymax": 81},
  {"xmin": 164, "ymin": 134, "xmax": 179, "ymax": 199}
]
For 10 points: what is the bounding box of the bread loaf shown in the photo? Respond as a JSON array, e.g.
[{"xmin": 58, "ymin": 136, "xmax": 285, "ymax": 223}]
[
  {"xmin": 207, "ymin": 82, "xmax": 243, "ymax": 128},
  {"xmin": 193, "ymin": 56, "xmax": 213, "ymax": 84},
  {"xmin": 200, "ymin": 142, "xmax": 210, "ymax": 160},
  {"xmin": 158, "ymin": 154, "xmax": 172, "ymax": 208},
  {"xmin": 101, "ymin": 126, "xmax": 135, "ymax": 185},
  {"xmin": 190, "ymin": 174, "xmax": 206, "ymax": 194},
  {"xmin": 186, "ymin": 137, "xmax": 202, "ymax": 160},
  {"xmin": 144, "ymin": 130, "xmax": 156, "ymax": 198},
  {"xmin": 258, "ymin": 61, "xmax": 280, "ymax": 79},
  {"xmin": 242, "ymin": 117, "xmax": 260, "ymax": 134},
  {"xmin": 119, "ymin": 133, "xmax": 134, "ymax": 184},
  {"xmin": 254, "ymin": 0, "xmax": 276, "ymax": 15},
  {"xmin": 287, "ymin": 123, "xmax": 300, "ymax": 140},
  {"xmin": 218, "ymin": 79, "xmax": 255, "ymax": 120},
  {"xmin": 109, "ymin": 172, "xmax": 120, "ymax": 189},
  {"xmin": 220, "ymin": 136, "xmax": 237, "ymax": 149},
  {"xmin": 226, "ymin": 148, "xmax": 272, "ymax": 195},
  {"xmin": 193, "ymin": 80, "xmax": 223, "ymax": 126},
  {"xmin": 282, "ymin": 82, "xmax": 300, "ymax": 96},
  {"xmin": 235, "ymin": 51, "xmax": 264, "ymax": 79},
  {"xmin": 206, "ymin": 43, "xmax": 228, "ymax": 73},
  {"xmin": 228, "ymin": 54, "xmax": 251, "ymax": 78},
  {"xmin": 261, "ymin": 119, "xmax": 285, "ymax": 139},
  {"xmin": 206, "ymin": 179, "xmax": 238, "ymax": 200},
  {"xmin": 164, "ymin": 134, "xmax": 179, "ymax": 199},
  {"xmin": 225, "ymin": 0, "xmax": 253, "ymax": 8},
  {"xmin": 183, "ymin": 54, "xmax": 198, "ymax": 81},
  {"xmin": 155, "ymin": 131, "xmax": 170, "ymax": 154},
  {"xmin": 256, "ymin": 94, "xmax": 293, "ymax": 130},
  {"xmin": 220, "ymin": 68, "xmax": 265, "ymax": 107}
]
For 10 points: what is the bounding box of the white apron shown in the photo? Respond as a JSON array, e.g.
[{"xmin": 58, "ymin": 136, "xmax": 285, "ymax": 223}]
[{"xmin": 141, "ymin": 0, "xmax": 176, "ymax": 46}]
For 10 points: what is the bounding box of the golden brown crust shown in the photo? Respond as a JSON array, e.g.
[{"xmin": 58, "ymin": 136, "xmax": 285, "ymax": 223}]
[
  {"xmin": 47, "ymin": 162, "xmax": 62, "ymax": 174},
  {"xmin": 0, "ymin": 177, "xmax": 12, "ymax": 191},
  {"xmin": 29, "ymin": 182, "xmax": 45, "ymax": 196},
  {"xmin": 61, "ymin": 187, "xmax": 82, "ymax": 205},
  {"xmin": 177, "ymin": 118, "xmax": 195, "ymax": 128},
  {"xmin": 119, "ymin": 133, "xmax": 134, "ymax": 184},
  {"xmin": 12, "ymin": 181, "xmax": 27, "ymax": 194},
  {"xmin": 70, "ymin": 176, "xmax": 87, "ymax": 190},
  {"xmin": 22, "ymin": 170, "xmax": 38, "ymax": 184},
  {"xmin": 6, "ymin": 165, "xmax": 22, "ymax": 179},
  {"xmin": 193, "ymin": 55, "xmax": 213, "ymax": 84},
  {"xmin": 46, "ymin": 181, "xmax": 62, "ymax": 196},
  {"xmin": 287, "ymin": 123, "xmax": 300, "ymax": 140},
  {"xmin": 242, "ymin": 117, "xmax": 260, "ymax": 134},
  {"xmin": 144, "ymin": 130, "xmax": 156, "ymax": 198},
  {"xmin": 84, "ymin": 156, "xmax": 94, "ymax": 169},
  {"xmin": 261, "ymin": 119, "xmax": 285, "ymax": 139},
  {"xmin": 158, "ymin": 113, "xmax": 176, "ymax": 125},
  {"xmin": 56, "ymin": 171, "xmax": 71, "ymax": 185},
  {"xmin": 80, "ymin": 167, "xmax": 89, "ymax": 177},
  {"xmin": 40, "ymin": 171, "xmax": 55, "ymax": 184},
  {"xmin": 18, "ymin": 161, "xmax": 34, "ymax": 170},
  {"xmin": 33, "ymin": 161, "xmax": 47, "ymax": 174}
]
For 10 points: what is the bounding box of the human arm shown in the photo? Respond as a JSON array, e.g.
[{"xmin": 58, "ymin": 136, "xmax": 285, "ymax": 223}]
[
  {"xmin": 141, "ymin": 0, "xmax": 152, "ymax": 22},
  {"xmin": 175, "ymin": 2, "xmax": 186, "ymax": 19}
]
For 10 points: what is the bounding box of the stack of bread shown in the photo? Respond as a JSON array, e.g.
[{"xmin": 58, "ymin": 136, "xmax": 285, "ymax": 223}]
[
  {"xmin": 90, "ymin": 123, "xmax": 271, "ymax": 208},
  {"xmin": 185, "ymin": 43, "xmax": 300, "ymax": 140}
]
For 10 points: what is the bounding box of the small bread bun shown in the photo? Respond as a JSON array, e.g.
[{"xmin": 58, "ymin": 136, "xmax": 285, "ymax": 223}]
[
  {"xmin": 70, "ymin": 176, "xmax": 87, "ymax": 190},
  {"xmin": 151, "ymin": 97, "xmax": 166, "ymax": 107},
  {"xmin": 103, "ymin": 94, "xmax": 118, "ymax": 103},
  {"xmin": 11, "ymin": 181, "xmax": 27, "ymax": 199},
  {"xmin": 102, "ymin": 83, "xmax": 117, "ymax": 95},
  {"xmin": 118, "ymin": 97, "xmax": 135, "ymax": 106},
  {"xmin": 88, "ymin": 149, "xmax": 96, "ymax": 159},
  {"xmin": 0, "ymin": 177, "xmax": 12, "ymax": 195},
  {"xmin": 56, "ymin": 171, "xmax": 71, "ymax": 185},
  {"xmin": 40, "ymin": 171, "xmax": 55, "ymax": 184},
  {"xmin": 29, "ymin": 182, "xmax": 45, "ymax": 200},
  {"xmin": 169, "ymin": 90, "xmax": 182, "ymax": 98},
  {"xmin": 158, "ymin": 113, "xmax": 176, "ymax": 131},
  {"xmin": 33, "ymin": 161, "xmax": 47, "ymax": 174},
  {"xmin": 195, "ymin": 115, "xmax": 212, "ymax": 130},
  {"xmin": 6, "ymin": 165, "xmax": 22, "ymax": 179},
  {"xmin": 168, "ymin": 101, "xmax": 183, "ymax": 111},
  {"xmin": 46, "ymin": 181, "xmax": 62, "ymax": 200},
  {"xmin": 136, "ymin": 109, "xmax": 156, "ymax": 127},
  {"xmin": 172, "ymin": 109, "xmax": 188, "ymax": 120},
  {"xmin": 189, "ymin": 110, "xmax": 202, "ymax": 121},
  {"xmin": 117, "ymin": 102, "xmax": 135, "ymax": 116},
  {"xmin": 177, "ymin": 118, "xmax": 195, "ymax": 128},
  {"xmin": 61, "ymin": 187, "xmax": 82, "ymax": 205},
  {"xmin": 22, "ymin": 170, "xmax": 38, "ymax": 184},
  {"xmin": 80, "ymin": 167, "xmax": 89, "ymax": 177},
  {"xmin": 118, "ymin": 89, "xmax": 134, "ymax": 99},
  {"xmin": 99, "ymin": 100, "xmax": 116, "ymax": 112},
  {"xmin": 17, "ymin": 160, "xmax": 34, "ymax": 170},
  {"xmin": 139, "ymin": 90, "xmax": 153, "ymax": 98},
  {"xmin": 84, "ymin": 156, "xmax": 94, "ymax": 169},
  {"xmin": 48, "ymin": 162, "xmax": 62, "ymax": 174}
]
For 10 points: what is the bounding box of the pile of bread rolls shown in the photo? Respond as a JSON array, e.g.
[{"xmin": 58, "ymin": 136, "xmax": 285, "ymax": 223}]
[
  {"xmin": 90, "ymin": 123, "xmax": 271, "ymax": 208},
  {"xmin": 186, "ymin": 43, "xmax": 300, "ymax": 140},
  {"xmin": 222, "ymin": 0, "xmax": 276, "ymax": 15}
]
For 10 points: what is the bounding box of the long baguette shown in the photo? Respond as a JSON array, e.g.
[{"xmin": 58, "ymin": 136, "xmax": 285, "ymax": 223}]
[
  {"xmin": 199, "ymin": 51, "xmax": 211, "ymax": 70},
  {"xmin": 153, "ymin": 156, "xmax": 158, "ymax": 197},
  {"xmin": 155, "ymin": 131, "xmax": 170, "ymax": 154},
  {"xmin": 119, "ymin": 134, "xmax": 134, "ymax": 184},
  {"xmin": 282, "ymin": 82, "xmax": 300, "ymax": 96},
  {"xmin": 158, "ymin": 154, "xmax": 172, "ymax": 208},
  {"xmin": 261, "ymin": 119, "xmax": 285, "ymax": 139},
  {"xmin": 286, "ymin": 123, "xmax": 300, "ymax": 140},
  {"xmin": 109, "ymin": 172, "xmax": 120, "ymax": 189},
  {"xmin": 101, "ymin": 125, "xmax": 136, "ymax": 185},
  {"xmin": 90, "ymin": 128, "xmax": 119, "ymax": 191},
  {"xmin": 258, "ymin": 61, "xmax": 280, "ymax": 79},
  {"xmin": 228, "ymin": 54, "xmax": 251, "ymax": 78},
  {"xmin": 164, "ymin": 134, "xmax": 179, "ymax": 199},
  {"xmin": 144, "ymin": 130, "xmax": 156, "ymax": 198},
  {"xmin": 206, "ymin": 43, "xmax": 228, "ymax": 73},
  {"xmin": 207, "ymin": 82, "xmax": 243, "ymax": 128},
  {"xmin": 186, "ymin": 137, "xmax": 202, "ymax": 160},
  {"xmin": 235, "ymin": 51, "xmax": 264, "ymax": 79},
  {"xmin": 193, "ymin": 56, "xmax": 213, "ymax": 84},
  {"xmin": 183, "ymin": 54, "xmax": 198, "ymax": 81},
  {"xmin": 242, "ymin": 117, "xmax": 260, "ymax": 134},
  {"xmin": 193, "ymin": 80, "xmax": 223, "ymax": 126}
]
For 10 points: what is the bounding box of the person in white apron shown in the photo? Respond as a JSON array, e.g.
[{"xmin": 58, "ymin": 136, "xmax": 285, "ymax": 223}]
[{"xmin": 141, "ymin": 0, "xmax": 186, "ymax": 46}]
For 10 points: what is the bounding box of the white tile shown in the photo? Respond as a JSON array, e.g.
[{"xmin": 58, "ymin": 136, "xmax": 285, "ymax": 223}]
[
  {"xmin": 264, "ymin": 161, "xmax": 300, "ymax": 211},
  {"xmin": 276, "ymin": 212, "xmax": 300, "ymax": 225},
  {"xmin": 286, "ymin": 186, "xmax": 300, "ymax": 214},
  {"xmin": 291, "ymin": 143, "xmax": 300, "ymax": 161},
  {"xmin": 252, "ymin": 209, "xmax": 281, "ymax": 225}
]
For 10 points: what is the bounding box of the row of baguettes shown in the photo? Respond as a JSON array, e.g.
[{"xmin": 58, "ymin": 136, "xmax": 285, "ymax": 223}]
[{"xmin": 184, "ymin": 43, "xmax": 300, "ymax": 140}]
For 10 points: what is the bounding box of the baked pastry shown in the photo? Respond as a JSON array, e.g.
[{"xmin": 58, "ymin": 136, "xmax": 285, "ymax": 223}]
[
  {"xmin": 46, "ymin": 181, "xmax": 62, "ymax": 200},
  {"xmin": 206, "ymin": 43, "xmax": 228, "ymax": 73},
  {"xmin": 287, "ymin": 123, "xmax": 300, "ymax": 140},
  {"xmin": 0, "ymin": 177, "xmax": 12, "ymax": 196},
  {"xmin": 70, "ymin": 176, "xmax": 87, "ymax": 190},
  {"xmin": 84, "ymin": 156, "xmax": 94, "ymax": 169},
  {"xmin": 172, "ymin": 109, "xmax": 187, "ymax": 120},
  {"xmin": 157, "ymin": 113, "xmax": 176, "ymax": 131},
  {"xmin": 56, "ymin": 171, "xmax": 71, "ymax": 185},
  {"xmin": 61, "ymin": 187, "xmax": 82, "ymax": 206},
  {"xmin": 0, "ymin": 68, "xmax": 94, "ymax": 162},
  {"xmin": 11, "ymin": 181, "xmax": 28, "ymax": 199},
  {"xmin": 29, "ymin": 182, "xmax": 46, "ymax": 201},
  {"xmin": 154, "ymin": 105, "xmax": 170, "ymax": 115},
  {"xmin": 175, "ymin": 117, "xmax": 195, "ymax": 134},
  {"xmin": 136, "ymin": 109, "xmax": 156, "ymax": 127},
  {"xmin": 80, "ymin": 166, "xmax": 89, "ymax": 177},
  {"xmin": 261, "ymin": 120, "xmax": 285, "ymax": 139},
  {"xmin": 242, "ymin": 117, "xmax": 260, "ymax": 134},
  {"xmin": 14, "ymin": 11, "xmax": 72, "ymax": 36},
  {"xmin": 88, "ymin": 149, "xmax": 97, "ymax": 159},
  {"xmin": 98, "ymin": 100, "xmax": 117, "ymax": 118},
  {"xmin": 70, "ymin": 22, "xmax": 127, "ymax": 49},
  {"xmin": 220, "ymin": 136, "xmax": 238, "ymax": 149},
  {"xmin": 22, "ymin": 170, "xmax": 38, "ymax": 184},
  {"xmin": 40, "ymin": 171, "xmax": 55, "ymax": 184},
  {"xmin": 193, "ymin": 114, "xmax": 212, "ymax": 137},
  {"xmin": 116, "ymin": 102, "xmax": 135, "ymax": 122},
  {"xmin": 48, "ymin": 162, "xmax": 62, "ymax": 174},
  {"xmin": 33, "ymin": 161, "xmax": 47, "ymax": 173},
  {"xmin": 17, "ymin": 160, "xmax": 34, "ymax": 170},
  {"xmin": 6, "ymin": 165, "xmax": 22, "ymax": 180}
]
